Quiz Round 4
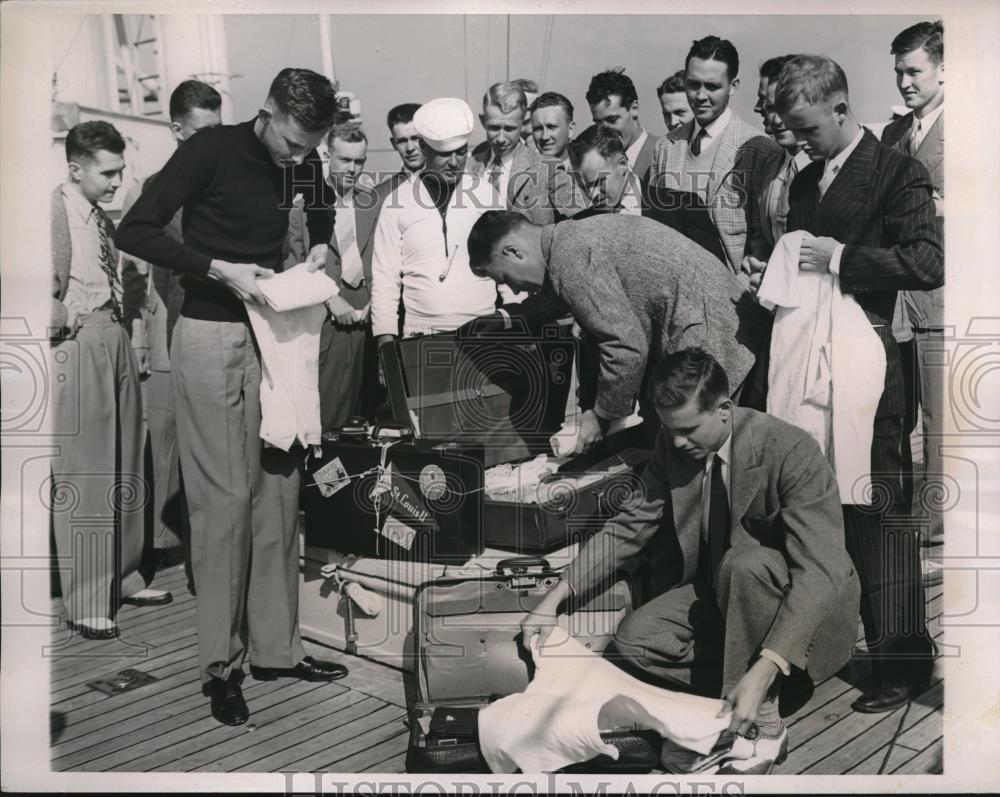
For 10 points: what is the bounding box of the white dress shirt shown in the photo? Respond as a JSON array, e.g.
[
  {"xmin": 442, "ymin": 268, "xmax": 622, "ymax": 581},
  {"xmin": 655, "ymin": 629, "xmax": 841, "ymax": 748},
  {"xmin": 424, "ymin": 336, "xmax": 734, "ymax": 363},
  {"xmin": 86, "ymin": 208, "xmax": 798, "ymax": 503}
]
[
  {"xmin": 625, "ymin": 128, "xmax": 649, "ymax": 171},
  {"xmin": 689, "ymin": 108, "xmax": 732, "ymax": 153},
  {"xmin": 61, "ymin": 183, "xmax": 114, "ymax": 316},
  {"xmin": 371, "ymin": 173, "xmax": 498, "ymax": 337}
]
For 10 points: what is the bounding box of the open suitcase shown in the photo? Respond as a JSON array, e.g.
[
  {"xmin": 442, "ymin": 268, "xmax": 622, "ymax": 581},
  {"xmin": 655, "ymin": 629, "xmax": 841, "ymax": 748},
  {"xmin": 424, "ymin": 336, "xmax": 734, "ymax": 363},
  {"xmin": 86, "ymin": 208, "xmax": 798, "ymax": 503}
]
[
  {"xmin": 405, "ymin": 556, "xmax": 661, "ymax": 774},
  {"xmin": 380, "ymin": 330, "xmax": 652, "ymax": 554}
]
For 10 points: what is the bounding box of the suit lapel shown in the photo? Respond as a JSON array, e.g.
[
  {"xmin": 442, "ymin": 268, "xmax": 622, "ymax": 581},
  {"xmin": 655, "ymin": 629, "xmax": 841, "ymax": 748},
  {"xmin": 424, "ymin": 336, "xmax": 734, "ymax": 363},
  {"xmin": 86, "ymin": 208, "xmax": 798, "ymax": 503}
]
[
  {"xmin": 706, "ymin": 118, "xmax": 739, "ymax": 202},
  {"xmin": 632, "ymin": 135, "xmax": 655, "ymax": 180},
  {"xmin": 507, "ymin": 144, "xmax": 531, "ymax": 207},
  {"xmin": 915, "ymin": 113, "xmax": 944, "ymax": 174},
  {"xmin": 665, "ymin": 445, "xmax": 706, "ymax": 585},
  {"xmin": 728, "ymin": 409, "xmax": 766, "ymax": 533},
  {"xmin": 810, "ymin": 130, "xmax": 878, "ymax": 238}
]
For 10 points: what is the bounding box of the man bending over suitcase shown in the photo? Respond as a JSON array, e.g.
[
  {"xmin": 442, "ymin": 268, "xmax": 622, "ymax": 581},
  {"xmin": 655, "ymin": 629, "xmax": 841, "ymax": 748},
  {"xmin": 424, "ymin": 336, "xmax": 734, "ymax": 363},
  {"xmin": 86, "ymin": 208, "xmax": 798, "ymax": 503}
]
[{"xmin": 522, "ymin": 348, "xmax": 860, "ymax": 775}]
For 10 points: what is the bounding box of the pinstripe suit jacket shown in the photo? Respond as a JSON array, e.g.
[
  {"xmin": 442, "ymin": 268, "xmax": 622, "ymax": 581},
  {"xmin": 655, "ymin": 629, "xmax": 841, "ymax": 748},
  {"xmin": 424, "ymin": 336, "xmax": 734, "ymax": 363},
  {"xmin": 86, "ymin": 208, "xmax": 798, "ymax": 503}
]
[
  {"xmin": 880, "ymin": 112, "xmax": 945, "ymax": 330},
  {"xmin": 468, "ymin": 141, "xmax": 555, "ymax": 225},
  {"xmin": 786, "ymin": 129, "xmax": 943, "ymax": 418},
  {"xmin": 651, "ymin": 113, "xmax": 783, "ymax": 273}
]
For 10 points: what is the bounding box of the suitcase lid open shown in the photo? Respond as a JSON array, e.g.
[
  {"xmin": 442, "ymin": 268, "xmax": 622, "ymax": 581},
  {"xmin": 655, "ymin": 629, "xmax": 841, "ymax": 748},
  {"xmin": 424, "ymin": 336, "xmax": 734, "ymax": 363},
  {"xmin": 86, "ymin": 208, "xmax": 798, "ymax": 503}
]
[{"xmin": 380, "ymin": 327, "xmax": 573, "ymax": 468}]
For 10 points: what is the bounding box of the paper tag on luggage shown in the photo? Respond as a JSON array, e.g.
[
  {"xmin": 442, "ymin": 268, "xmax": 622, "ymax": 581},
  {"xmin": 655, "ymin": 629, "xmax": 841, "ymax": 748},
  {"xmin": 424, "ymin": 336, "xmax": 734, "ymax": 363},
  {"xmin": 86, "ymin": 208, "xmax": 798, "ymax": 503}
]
[
  {"xmin": 314, "ymin": 456, "xmax": 351, "ymax": 498},
  {"xmin": 379, "ymin": 516, "xmax": 417, "ymax": 550}
]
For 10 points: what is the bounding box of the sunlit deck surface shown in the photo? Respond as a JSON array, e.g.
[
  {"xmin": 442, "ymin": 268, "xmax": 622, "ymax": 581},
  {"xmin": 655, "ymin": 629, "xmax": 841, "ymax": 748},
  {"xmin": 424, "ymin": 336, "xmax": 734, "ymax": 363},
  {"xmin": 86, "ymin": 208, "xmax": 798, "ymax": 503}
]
[{"xmin": 49, "ymin": 560, "xmax": 942, "ymax": 775}]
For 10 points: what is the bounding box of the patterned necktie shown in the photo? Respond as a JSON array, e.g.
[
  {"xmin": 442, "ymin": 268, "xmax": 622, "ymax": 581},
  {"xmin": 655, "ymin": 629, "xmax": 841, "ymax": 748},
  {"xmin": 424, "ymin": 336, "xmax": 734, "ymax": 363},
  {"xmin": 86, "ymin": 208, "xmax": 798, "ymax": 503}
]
[
  {"xmin": 488, "ymin": 156, "xmax": 503, "ymax": 202},
  {"xmin": 335, "ymin": 199, "xmax": 364, "ymax": 288},
  {"xmin": 908, "ymin": 118, "xmax": 923, "ymax": 156},
  {"xmin": 93, "ymin": 205, "xmax": 122, "ymax": 322},
  {"xmin": 690, "ymin": 127, "xmax": 708, "ymax": 157},
  {"xmin": 774, "ymin": 156, "xmax": 800, "ymax": 239}
]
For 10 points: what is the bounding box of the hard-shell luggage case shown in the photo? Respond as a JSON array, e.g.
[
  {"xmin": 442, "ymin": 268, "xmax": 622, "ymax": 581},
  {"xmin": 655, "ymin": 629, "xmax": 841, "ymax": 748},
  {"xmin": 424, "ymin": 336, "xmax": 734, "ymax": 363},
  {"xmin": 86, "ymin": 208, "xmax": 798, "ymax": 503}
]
[
  {"xmin": 405, "ymin": 557, "xmax": 660, "ymax": 774},
  {"xmin": 482, "ymin": 447, "xmax": 652, "ymax": 553},
  {"xmin": 302, "ymin": 430, "xmax": 486, "ymax": 564}
]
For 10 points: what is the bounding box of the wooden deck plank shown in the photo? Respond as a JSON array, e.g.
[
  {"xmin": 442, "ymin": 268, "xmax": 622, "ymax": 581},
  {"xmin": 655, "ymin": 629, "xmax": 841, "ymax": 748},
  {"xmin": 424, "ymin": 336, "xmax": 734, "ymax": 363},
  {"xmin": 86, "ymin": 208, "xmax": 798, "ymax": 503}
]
[
  {"xmin": 893, "ymin": 739, "xmax": 943, "ymax": 775},
  {"xmin": 288, "ymin": 713, "xmax": 410, "ymax": 773},
  {"xmin": 55, "ymin": 678, "xmax": 308, "ymax": 771},
  {"xmin": 279, "ymin": 704, "xmax": 407, "ymax": 773},
  {"xmin": 228, "ymin": 695, "xmax": 387, "ymax": 773},
  {"xmin": 328, "ymin": 729, "xmax": 410, "ymax": 772},
  {"xmin": 894, "ymin": 703, "xmax": 944, "ymax": 752},
  {"xmin": 301, "ymin": 639, "xmax": 407, "ymax": 708},
  {"xmin": 847, "ymin": 740, "xmax": 921, "ymax": 775},
  {"xmin": 797, "ymin": 681, "xmax": 942, "ymax": 774},
  {"xmin": 775, "ymin": 679, "xmax": 942, "ymax": 774},
  {"xmin": 189, "ymin": 689, "xmax": 372, "ymax": 772},
  {"xmin": 367, "ymin": 751, "xmax": 408, "ymax": 773}
]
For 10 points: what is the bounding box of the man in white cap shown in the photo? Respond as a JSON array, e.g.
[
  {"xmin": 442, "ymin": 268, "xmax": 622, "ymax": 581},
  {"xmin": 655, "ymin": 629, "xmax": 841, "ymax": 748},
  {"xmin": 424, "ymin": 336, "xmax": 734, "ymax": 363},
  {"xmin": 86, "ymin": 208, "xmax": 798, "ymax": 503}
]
[{"xmin": 371, "ymin": 97, "xmax": 498, "ymax": 343}]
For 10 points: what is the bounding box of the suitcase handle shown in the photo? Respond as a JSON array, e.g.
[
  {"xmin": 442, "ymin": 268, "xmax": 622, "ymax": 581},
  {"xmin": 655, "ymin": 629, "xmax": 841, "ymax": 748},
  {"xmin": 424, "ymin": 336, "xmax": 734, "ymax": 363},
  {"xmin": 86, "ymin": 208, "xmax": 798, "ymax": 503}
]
[{"xmin": 495, "ymin": 556, "xmax": 553, "ymax": 575}]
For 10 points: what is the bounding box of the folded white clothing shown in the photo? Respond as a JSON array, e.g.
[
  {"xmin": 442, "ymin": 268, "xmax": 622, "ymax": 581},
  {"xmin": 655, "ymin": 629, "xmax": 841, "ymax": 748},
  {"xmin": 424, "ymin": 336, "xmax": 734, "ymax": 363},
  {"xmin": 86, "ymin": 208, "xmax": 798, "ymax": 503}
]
[
  {"xmin": 478, "ymin": 627, "xmax": 730, "ymax": 773},
  {"xmin": 258, "ymin": 262, "xmax": 339, "ymax": 312},
  {"xmin": 550, "ymin": 412, "xmax": 643, "ymax": 457}
]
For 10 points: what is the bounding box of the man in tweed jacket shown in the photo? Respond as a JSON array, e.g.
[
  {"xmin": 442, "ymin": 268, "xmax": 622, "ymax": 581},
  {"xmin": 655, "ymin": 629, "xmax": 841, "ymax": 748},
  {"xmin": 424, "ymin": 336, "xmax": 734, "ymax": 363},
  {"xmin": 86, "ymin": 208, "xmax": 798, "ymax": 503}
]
[
  {"xmin": 651, "ymin": 36, "xmax": 783, "ymax": 274},
  {"xmin": 467, "ymin": 211, "xmax": 769, "ymax": 453},
  {"xmin": 776, "ymin": 54, "xmax": 942, "ymax": 715}
]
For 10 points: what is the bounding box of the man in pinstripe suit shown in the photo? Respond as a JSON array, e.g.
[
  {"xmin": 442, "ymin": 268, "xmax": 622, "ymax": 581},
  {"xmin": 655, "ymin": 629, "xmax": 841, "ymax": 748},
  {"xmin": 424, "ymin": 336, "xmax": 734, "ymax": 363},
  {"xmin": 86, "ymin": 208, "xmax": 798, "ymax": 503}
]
[
  {"xmin": 776, "ymin": 55, "xmax": 942, "ymax": 714},
  {"xmin": 650, "ymin": 36, "xmax": 783, "ymax": 275}
]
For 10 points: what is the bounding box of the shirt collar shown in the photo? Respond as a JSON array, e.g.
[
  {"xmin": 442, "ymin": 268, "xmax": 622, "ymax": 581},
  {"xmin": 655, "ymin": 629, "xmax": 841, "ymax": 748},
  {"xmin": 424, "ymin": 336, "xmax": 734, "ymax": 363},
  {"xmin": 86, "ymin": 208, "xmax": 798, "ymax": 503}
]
[
  {"xmin": 825, "ymin": 125, "xmax": 865, "ymax": 177},
  {"xmin": 493, "ymin": 141, "xmax": 519, "ymax": 168},
  {"xmin": 693, "ymin": 108, "xmax": 732, "ymax": 144},
  {"xmin": 792, "ymin": 149, "xmax": 813, "ymax": 171},
  {"xmin": 708, "ymin": 431, "xmax": 733, "ymax": 472},
  {"xmin": 914, "ymin": 102, "xmax": 944, "ymax": 130},
  {"xmin": 625, "ymin": 128, "xmax": 648, "ymax": 166},
  {"xmin": 61, "ymin": 182, "xmax": 97, "ymax": 223}
]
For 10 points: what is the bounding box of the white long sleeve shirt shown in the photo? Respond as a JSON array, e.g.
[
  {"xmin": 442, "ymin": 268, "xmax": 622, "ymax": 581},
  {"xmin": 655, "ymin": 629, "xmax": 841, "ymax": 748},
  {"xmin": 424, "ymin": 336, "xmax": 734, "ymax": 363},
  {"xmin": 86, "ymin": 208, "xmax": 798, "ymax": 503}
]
[{"xmin": 371, "ymin": 173, "xmax": 499, "ymax": 337}]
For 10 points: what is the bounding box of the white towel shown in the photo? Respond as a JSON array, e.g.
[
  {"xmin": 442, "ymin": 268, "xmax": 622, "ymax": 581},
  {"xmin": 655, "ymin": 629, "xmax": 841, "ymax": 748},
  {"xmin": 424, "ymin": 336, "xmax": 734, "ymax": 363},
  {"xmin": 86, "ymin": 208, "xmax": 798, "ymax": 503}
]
[
  {"xmin": 244, "ymin": 264, "xmax": 339, "ymax": 451},
  {"xmin": 478, "ymin": 627, "xmax": 729, "ymax": 773},
  {"xmin": 758, "ymin": 231, "xmax": 886, "ymax": 503}
]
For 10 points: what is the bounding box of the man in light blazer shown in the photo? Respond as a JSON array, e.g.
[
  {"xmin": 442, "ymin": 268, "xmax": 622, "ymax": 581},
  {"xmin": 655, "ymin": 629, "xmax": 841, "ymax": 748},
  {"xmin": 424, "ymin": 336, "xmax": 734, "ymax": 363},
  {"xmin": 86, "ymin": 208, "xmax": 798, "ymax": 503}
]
[
  {"xmin": 467, "ymin": 211, "xmax": 769, "ymax": 454},
  {"xmin": 468, "ymin": 81, "xmax": 555, "ymax": 226},
  {"xmin": 286, "ymin": 124, "xmax": 383, "ymax": 428},
  {"xmin": 777, "ymin": 54, "xmax": 942, "ymax": 715},
  {"xmin": 651, "ymin": 36, "xmax": 783, "ymax": 275},
  {"xmin": 880, "ymin": 21, "xmax": 946, "ymax": 568},
  {"xmin": 523, "ymin": 349, "xmax": 860, "ymax": 775}
]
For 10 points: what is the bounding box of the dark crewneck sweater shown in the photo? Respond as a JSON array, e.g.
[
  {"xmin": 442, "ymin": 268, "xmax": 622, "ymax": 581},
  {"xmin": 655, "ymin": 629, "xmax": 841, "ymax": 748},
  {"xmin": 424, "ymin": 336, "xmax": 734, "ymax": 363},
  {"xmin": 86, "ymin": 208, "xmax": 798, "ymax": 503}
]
[{"xmin": 115, "ymin": 119, "xmax": 335, "ymax": 323}]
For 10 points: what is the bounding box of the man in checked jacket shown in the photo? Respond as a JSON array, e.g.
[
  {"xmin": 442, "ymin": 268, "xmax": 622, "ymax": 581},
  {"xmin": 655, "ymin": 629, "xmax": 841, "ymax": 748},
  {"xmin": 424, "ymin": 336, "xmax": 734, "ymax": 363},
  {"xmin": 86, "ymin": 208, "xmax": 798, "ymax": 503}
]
[
  {"xmin": 776, "ymin": 54, "xmax": 943, "ymax": 715},
  {"xmin": 650, "ymin": 35, "xmax": 783, "ymax": 276}
]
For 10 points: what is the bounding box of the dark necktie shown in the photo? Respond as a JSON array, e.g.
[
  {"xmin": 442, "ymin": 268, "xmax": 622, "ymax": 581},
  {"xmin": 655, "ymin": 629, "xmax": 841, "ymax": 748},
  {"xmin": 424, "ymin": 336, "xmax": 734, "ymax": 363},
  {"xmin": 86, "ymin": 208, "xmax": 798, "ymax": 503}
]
[
  {"xmin": 707, "ymin": 454, "xmax": 730, "ymax": 578},
  {"xmin": 690, "ymin": 127, "xmax": 708, "ymax": 157},
  {"xmin": 93, "ymin": 205, "xmax": 122, "ymax": 322}
]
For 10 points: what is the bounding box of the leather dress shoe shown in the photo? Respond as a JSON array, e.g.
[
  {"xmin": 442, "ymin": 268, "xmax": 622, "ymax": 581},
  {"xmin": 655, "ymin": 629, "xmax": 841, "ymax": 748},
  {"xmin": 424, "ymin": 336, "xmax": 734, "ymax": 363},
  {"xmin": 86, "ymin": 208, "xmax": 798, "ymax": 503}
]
[
  {"xmin": 205, "ymin": 675, "xmax": 249, "ymax": 726},
  {"xmin": 251, "ymin": 655, "xmax": 349, "ymax": 682},
  {"xmin": 717, "ymin": 724, "xmax": 789, "ymax": 775},
  {"xmin": 852, "ymin": 679, "xmax": 932, "ymax": 714},
  {"xmin": 122, "ymin": 588, "xmax": 173, "ymax": 607},
  {"xmin": 66, "ymin": 618, "xmax": 119, "ymax": 640}
]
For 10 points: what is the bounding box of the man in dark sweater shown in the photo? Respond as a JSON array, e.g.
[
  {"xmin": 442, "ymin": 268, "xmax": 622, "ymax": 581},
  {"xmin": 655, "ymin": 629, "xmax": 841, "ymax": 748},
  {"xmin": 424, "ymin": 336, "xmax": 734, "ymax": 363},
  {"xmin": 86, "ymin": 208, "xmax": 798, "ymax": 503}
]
[{"xmin": 116, "ymin": 68, "xmax": 352, "ymax": 727}]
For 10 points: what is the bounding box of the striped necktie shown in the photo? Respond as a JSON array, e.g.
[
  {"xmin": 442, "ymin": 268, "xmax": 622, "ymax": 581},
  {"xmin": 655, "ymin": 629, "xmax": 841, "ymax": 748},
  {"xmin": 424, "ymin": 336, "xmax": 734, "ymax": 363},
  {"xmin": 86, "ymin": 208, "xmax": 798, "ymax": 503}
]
[
  {"xmin": 92, "ymin": 205, "xmax": 122, "ymax": 322},
  {"xmin": 907, "ymin": 118, "xmax": 923, "ymax": 156}
]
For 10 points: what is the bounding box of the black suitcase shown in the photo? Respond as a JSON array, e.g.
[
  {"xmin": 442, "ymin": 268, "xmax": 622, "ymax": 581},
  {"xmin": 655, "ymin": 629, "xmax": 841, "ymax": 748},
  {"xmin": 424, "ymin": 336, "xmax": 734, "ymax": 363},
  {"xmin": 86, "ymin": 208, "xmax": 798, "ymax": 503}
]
[
  {"xmin": 405, "ymin": 557, "xmax": 661, "ymax": 774},
  {"xmin": 482, "ymin": 447, "xmax": 651, "ymax": 553},
  {"xmin": 302, "ymin": 432, "xmax": 486, "ymax": 563}
]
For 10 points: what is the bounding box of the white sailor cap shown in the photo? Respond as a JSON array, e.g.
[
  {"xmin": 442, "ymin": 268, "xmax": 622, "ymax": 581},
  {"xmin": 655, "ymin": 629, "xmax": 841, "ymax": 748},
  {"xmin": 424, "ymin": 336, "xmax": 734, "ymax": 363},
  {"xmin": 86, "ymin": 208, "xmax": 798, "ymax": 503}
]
[{"xmin": 413, "ymin": 98, "xmax": 475, "ymax": 152}]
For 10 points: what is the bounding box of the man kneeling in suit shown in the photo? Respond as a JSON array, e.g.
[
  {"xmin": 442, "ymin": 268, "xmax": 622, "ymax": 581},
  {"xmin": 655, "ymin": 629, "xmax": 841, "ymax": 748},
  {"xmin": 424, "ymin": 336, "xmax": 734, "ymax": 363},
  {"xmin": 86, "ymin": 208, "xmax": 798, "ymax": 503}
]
[{"xmin": 523, "ymin": 348, "xmax": 860, "ymax": 774}]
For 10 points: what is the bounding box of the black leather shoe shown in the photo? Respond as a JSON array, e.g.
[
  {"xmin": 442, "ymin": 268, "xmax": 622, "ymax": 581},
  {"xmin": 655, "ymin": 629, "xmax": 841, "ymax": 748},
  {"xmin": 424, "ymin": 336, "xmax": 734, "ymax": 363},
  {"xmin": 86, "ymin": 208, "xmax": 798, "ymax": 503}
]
[
  {"xmin": 251, "ymin": 655, "xmax": 349, "ymax": 682},
  {"xmin": 851, "ymin": 679, "xmax": 932, "ymax": 714},
  {"xmin": 122, "ymin": 588, "xmax": 174, "ymax": 607},
  {"xmin": 205, "ymin": 675, "xmax": 249, "ymax": 726},
  {"xmin": 66, "ymin": 620, "xmax": 119, "ymax": 640}
]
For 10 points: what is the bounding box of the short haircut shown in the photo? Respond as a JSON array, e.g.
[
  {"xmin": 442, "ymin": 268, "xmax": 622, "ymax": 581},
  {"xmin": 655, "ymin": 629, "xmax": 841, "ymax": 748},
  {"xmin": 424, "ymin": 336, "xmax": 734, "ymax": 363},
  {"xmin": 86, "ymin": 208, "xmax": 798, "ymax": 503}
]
[
  {"xmin": 586, "ymin": 68, "xmax": 638, "ymax": 109},
  {"xmin": 685, "ymin": 35, "xmax": 740, "ymax": 81},
  {"xmin": 512, "ymin": 78, "xmax": 539, "ymax": 95},
  {"xmin": 266, "ymin": 67, "xmax": 338, "ymax": 133},
  {"xmin": 530, "ymin": 91, "xmax": 574, "ymax": 121},
  {"xmin": 169, "ymin": 79, "xmax": 222, "ymax": 122},
  {"xmin": 891, "ymin": 20, "xmax": 944, "ymax": 65},
  {"xmin": 759, "ymin": 54, "xmax": 797, "ymax": 83},
  {"xmin": 647, "ymin": 348, "xmax": 730, "ymax": 412},
  {"xmin": 482, "ymin": 81, "xmax": 527, "ymax": 115},
  {"xmin": 65, "ymin": 120, "xmax": 126, "ymax": 162},
  {"xmin": 386, "ymin": 102, "xmax": 421, "ymax": 131},
  {"xmin": 567, "ymin": 124, "xmax": 625, "ymax": 170},
  {"xmin": 774, "ymin": 54, "xmax": 850, "ymax": 115},
  {"xmin": 327, "ymin": 122, "xmax": 367, "ymax": 148},
  {"xmin": 467, "ymin": 210, "xmax": 532, "ymax": 275},
  {"xmin": 656, "ymin": 70, "xmax": 687, "ymax": 98}
]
